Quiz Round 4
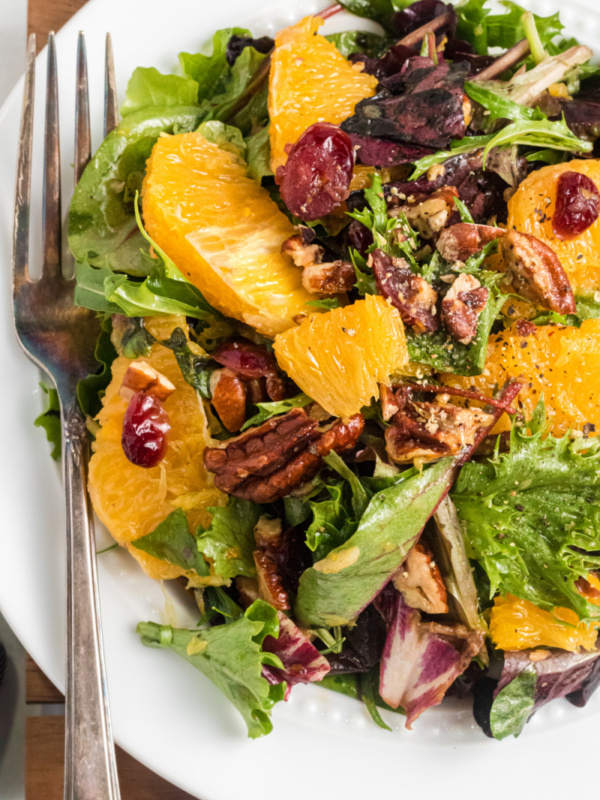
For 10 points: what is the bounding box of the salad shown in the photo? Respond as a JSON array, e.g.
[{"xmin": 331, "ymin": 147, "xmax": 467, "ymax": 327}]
[{"xmin": 38, "ymin": 0, "xmax": 600, "ymax": 740}]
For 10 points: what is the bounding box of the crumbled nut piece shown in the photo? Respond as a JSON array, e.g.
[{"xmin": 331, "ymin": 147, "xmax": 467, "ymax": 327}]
[
  {"xmin": 436, "ymin": 222, "xmax": 506, "ymax": 263},
  {"xmin": 302, "ymin": 260, "xmax": 355, "ymax": 294},
  {"xmin": 500, "ymin": 230, "xmax": 576, "ymax": 314},
  {"xmin": 380, "ymin": 384, "xmax": 402, "ymax": 422},
  {"xmin": 281, "ymin": 233, "xmax": 324, "ymax": 268},
  {"xmin": 307, "ymin": 402, "xmax": 331, "ymax": 422},
  {"xmin": 426, "ymin": 163, "xmax": 446, "ymax": 182},
  {"xmin": 529, "ymin": 649, "xmax": 552, "ymax": 662},
  {"xmin": 253, "ymin": 516, "xmax": 283, "ymax": 548},
  {"xmin": 236, "ymin": 576, "xmax": 259, "ymax": 607},
  {"xmin": 392, "ymin": 186, "xmax": 459, "ymax": 239},
  {"xmin": 254, "ymin": 549, "xmax": 290, "ymax": 610},
  {"xmin": 385, "ymin": 400, "xmax": 495, "ymax": 463},
  {"xmin": 120, "ymin": 360, "xmax": 175, "ymax": 402},
  {"xmin": 393, "ymin": 542, "xmax": 448, "ymax": 615},
  {"xmin": 371, "ymin": 249, "xmax": 438, "ymax": 333},
  {"xmin": 211, "ymin": 369, "xmax": 247, "ymax": 432},
  {"xmin": 204, "ymin": 408, "xmax": 364, "ymax": 503},
  {"xmin": 441, "ymin": 272, "xmax": 489, "ymax": 345}
]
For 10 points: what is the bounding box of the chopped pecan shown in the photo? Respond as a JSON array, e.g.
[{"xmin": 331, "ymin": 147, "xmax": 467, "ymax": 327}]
[
  {"xmin": 254, "ymin": 519, "xmax": 290, "ymax": 612},
  {"xmin": 393, "ymin": 542, "xmax": 448, "ymax": 615},
  {"xmin": 385, "ymin": 400, "xmax": 495, "ymax": 463},
  {"xmin": 204, "ymin": 408, "xmax": 364, "ymax": 503},
  {"xmin": 302, "ymin": 260, "xmax": 355, "ymax": 294},
  {"xmin": 371, "ymin": 249, "xmax": 439, "ymax": 333},
  {"xmin": 380, "ymin": 384, "xmax": 411, "ymax": 422},
  {"xmin": 441, "ymin": 273, "xmax": 489, "ymax": 345},
  {"xmin": 254, "ymin": 515, "xmax": 283, "ymax": 548},
  {"xmin": 210, "ymin": 369, "xmax": 247, "ymax": 432},
  {"xmin": 281, "ymin": 233, "xmax": 325, "ymax": 268},
  {"xmin": 391, "ymin": 187, "xmax": 460, "ymax": 239},
  {"xmin": 499, "ymin": 230, "xmax": 576, "ymax": 314},
  {"xmin": 120, "ymin": 360, "xmax": 175, "ymax": 402},
  {"xmin": 436, "ymin": 222, "xmax": 506, "ymax": 263}
]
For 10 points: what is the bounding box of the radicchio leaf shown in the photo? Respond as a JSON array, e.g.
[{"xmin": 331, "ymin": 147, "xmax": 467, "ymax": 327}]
[
  {"xmin": 378, "ymin": 590, "xmax": 483, "ymax": 728},
  {"xmin": 341, "ymin": 59, "xmax": 469, "ymax": 150},
  {"xmin": 392, "ymin": 0, "xmax": 457, "ymax": 41},
  {"xmin": 262, "ymin": 611, "xmax": 330, "ymax": 688},
  {"xmin": 349, "ymin": 132, "xmax": 434, "ymax": 167}
]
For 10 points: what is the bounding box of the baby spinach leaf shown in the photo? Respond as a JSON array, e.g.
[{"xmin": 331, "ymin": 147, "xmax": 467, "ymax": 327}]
[
  {"xmin": 34, "ymin": 382, "xmax": 61, "ymax": 461},
  {"xmin": 327, "ymin": 30, "xmax": 393, "ymax": 58},
  {"xmin": 489, "ymin": 665, "xmax": 537, "ymax": 740},
  {"xmin": 196, "ymin": 498, "xmax": 261, "ymax": 579},
  {"xmin": 452, "ymin": 404, "xmax": 600, "ymax": 620},
  {"xmin": 121, "ymin": 67, "xmax": 200, "ymax": 117},
  {"xmin": 68, "ymin": 106, "xmax": 205, "ymax": 276},
  {"xmin": 295, "ymin": 457, "xmax": 456, "ymax": 627},
  {"xmin": 137, "ymin": 599, "xmax": 286, "ymax": 738},
  {"xmin": 132, "ymin": 508, "xmax": 209, "ymax": 575},
  {"xmin": 159, "ymin": 327, "xmax": 213, "ymax": 399}
]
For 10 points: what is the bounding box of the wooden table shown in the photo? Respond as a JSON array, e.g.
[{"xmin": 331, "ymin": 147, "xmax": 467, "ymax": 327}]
[{"xmin": 25, "ymin": 2, "xmax": 196, "ymax": 797}]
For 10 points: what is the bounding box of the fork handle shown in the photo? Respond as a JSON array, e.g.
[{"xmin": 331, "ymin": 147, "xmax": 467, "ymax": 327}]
[{"xmin": 61, "ymin": 398, "xmax": 121, "ymax": 800}]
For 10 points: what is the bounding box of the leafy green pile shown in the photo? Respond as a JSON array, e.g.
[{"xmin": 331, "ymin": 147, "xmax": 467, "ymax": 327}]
[{"xmin": 453, "ymin": 401, "xmax": 600, "ymax": 621}]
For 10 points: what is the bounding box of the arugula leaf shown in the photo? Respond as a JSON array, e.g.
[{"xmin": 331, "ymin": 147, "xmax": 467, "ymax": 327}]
[
  {"xmin": 295, "ymin": 457, "xmax": 456, "ymax": 627},
  {"xmin": 34, "ymin": 383, "xmax": 61, "ymax": 461},
  {"xmin": 464, "ymin": 81, "xmax": 544, "ymax": 124},
  {"xmin": 121, "ymin": 68, "xmax": 200, "ymax": 117},
  {"xmin": 196, "ymin": 498, "xmax": 261, "ymax": 579},
  {"xmin": 111, "ymin": 316, "xmax": 155, "ymax": 358},
  {"xmin": 159, "ymin": 327, "xmax": 213, "ymax": 399},
  {"xmin": 131, "ymin": 508, "xmax": 210, "ymax": 575},
  {"xmin": 305, "ymin": 297, "xmax": 341, "ymax": 311},
  {"xmin": 452, "ymin": 402, "xmax": 600, "ymax": 621},
  {"xmin": 327, "ymin": 30, "xmax": 393, "ymax": 58},
  {"xmin": 68, "ymin": 106, "xmax": 205, "ymax": 276},
  {"xmin": 76, "ymin": 315, "xmax": 118, "ymax": 418},
  {"xmin": 241, "ymin": 393, "xmax": 312, "ymax": 431},
  {"xmin": 489, "ymin": 665, "xmax": 537, "ymax": 740},
  {"xmin": 359, "ymin": 669, "xmax": 393, "ymax": 731},
  {"xmin": 137, "ymin": 599, "xmax": 286, "ymax": 738},
  {"xmin": 409, "ymin": 135, "xmax": 492, "ymax": 180}
]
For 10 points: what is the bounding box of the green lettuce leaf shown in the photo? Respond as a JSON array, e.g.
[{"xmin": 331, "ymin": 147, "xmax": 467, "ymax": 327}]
[
  {"xmin": 327, "ymin": 30, "xmax": 393, "ymax": 58},
  {"xmin": 137, "ymin": 599, "xmax": 286, "ymax": 738},
  {"xmin": 241, "ymin": 392, "xmax": 312, "ymax": 431},
  {"xmin": 179, "ymin": 28, "xmax": 251, "ymax": 101},
  {"xmin": 452, "ymin": 402, "xmax": 600, "ymax": 620},
  {"xmin": 336, "ymin": 0, "xmax": 410, "ymax": 34},
  {"xmin": 121, "ymin": 68, "xmax": 200, "ymax": 117},
  {"xmin": 489, "ymin": 665, "xmax": 537, "ymax": 740},
  {"xmin": 196, "ymin": 498, "xmax": 261, "ymax": 579},
  {"xmin": 34, "ymin": 383, "xmax": 61, "ymax": 460},
  {"xmin": 68, "ymin": 106, "xmax": 205, "ymax": 276},
  {"xmin": 196, "ymin": 120, "xmax": 247, "ymax": 160},
  {"xmin": 295, "ymin": 457, "xmax": 456, "ymax": 627},
  {"xmin": 76, "ymin": 315, "xmax": 118, "ymax": 418},
  {"xmin": 131, "ymin": 508, "xmax": 209, "ymax": 575},
  {"xmin": 245, "ymin": 125, "xmax": 272, "ymax": 183}
]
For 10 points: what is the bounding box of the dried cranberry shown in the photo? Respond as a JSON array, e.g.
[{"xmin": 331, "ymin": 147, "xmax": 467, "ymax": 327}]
[
  {"xmin": 277, "ymin": 122, "xmax": 355, "ymax": 221},
  {"xmin": 122, "ymin": 392, "xmax": 170, "ymax": 468},
  {"xmin": 553, "ymin": 170, "xmax": 600, "ymax": 240},
  {"xmin": 212, "ymin": 338, "xmax": 277, "ymax": 379}
]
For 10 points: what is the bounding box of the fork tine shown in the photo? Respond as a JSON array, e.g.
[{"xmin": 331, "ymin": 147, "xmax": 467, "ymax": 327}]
[
  {"xmin": 104, "ymin": 34, "xmax": 118, "ymax": 136},
  {"xmin": 12, "ymin": 33, "xmax": 36, "ymax": 287},
  {"xmin": 42, "ymin": 32, "xmax": 62, "ymax": 281},
  {"xmin": 74, "ymin": 32, "xmax": 91, "ymax": 185}
]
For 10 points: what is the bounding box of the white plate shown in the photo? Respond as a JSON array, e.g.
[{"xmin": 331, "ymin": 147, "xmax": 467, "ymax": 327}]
[{"xmin": 2, "ymin": 1, "xmax": 600, "ymax": 797}]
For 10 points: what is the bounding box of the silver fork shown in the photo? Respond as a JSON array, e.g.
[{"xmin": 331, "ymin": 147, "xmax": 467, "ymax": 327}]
[{"xmin": 13, "ymin": 32, "xmax": 121, "ymax": 800}]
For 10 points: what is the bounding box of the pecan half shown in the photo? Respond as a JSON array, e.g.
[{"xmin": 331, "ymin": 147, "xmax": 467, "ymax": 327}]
[
  {"xmin": 385, "ymin": 400, "xmax": 495, "ymax": 463},
  {"xmin": 391, "ymin": 186, "xmax": 460, "ymax": 239},
  {"xmin": 281, "ymin": 233, "xmax": 324, "ymax": 268},
  {"xmin": 380, "ymin": 384, "xmax": 411, "ymax": 422},
  {"xmin": 436, "ymin": 222, "xmax": 506, "ymax": 263},
  {"xmin": 210, "ymin": 370, "xmax": 247, "ymax": 432},
  {"xmin": 204, "ymin": 408, "xmax": 364, "ymax": 503},
  {"xmin": 500, "ymin": 230, "xmax": 576, "ymax": 314},
  {"xmin": 393, "ymin": 542, "xmax": 448, "ymax": 615},
  {"xmin": 302, "ymin": 260, "xmax": 355, "ymax": 294},
  {"xmin": 371, "ymin": 249, "xmax": 439, "ymax": 333},
  {"xmin": 253, "ymin": 516, "xmax": 290, "ymax": 611},
  {"xmin": 441, "ymin": 273, "xmax": 489, "ymax": 345}
]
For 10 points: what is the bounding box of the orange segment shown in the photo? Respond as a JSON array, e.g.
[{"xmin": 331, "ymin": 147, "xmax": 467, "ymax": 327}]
[
  {"xmin": 273, "ymin": 294, "xmax": 408, "ymax": 418},
  {"xmin": 442, "ymin": 319, "xmax": 600, "ymax": 436},
  {"xmin": 269, "ymin": 16, "xmax": 378, "ymax": 173},
  {"xmin": 507, "ymin": 159, "xmax": 600, "ymax": 294},
  {"xmin": 490, "ymin": 594, "xmax": 598, "ymax": 652},
  {"xmin": 88, "ymin": 315, "xmax": 224, "ymax": 582},
  {"xmin": 142, "ymin": 131, "xmax": 315, "ymax": 337}
]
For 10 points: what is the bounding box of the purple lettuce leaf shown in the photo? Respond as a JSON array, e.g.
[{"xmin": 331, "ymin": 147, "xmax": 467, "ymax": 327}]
[
  {"xmin": 350, "ymin": 44, "xmax": 418, "ymax": 81},
  {"xmin": 378, "ymin": 590, "xmax": 483, "ymax": 728},
  {"xmin": 326, "ymin": 604, "xmax": 387, "ymax": 674},
  {"xmin": 262, "ymin": 611, "xmax": 330, "ymax": 689},
  {"xmin": 391, "ymin": 0, "xmax": 457, "ymax": 42},
  {"xmin": 341, "ymin": 59, "xmax": 469, "ymax": 150},
  {"xmin": 474, "ymin": 647, "xmax": 600, "ymax": 739}
]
